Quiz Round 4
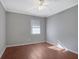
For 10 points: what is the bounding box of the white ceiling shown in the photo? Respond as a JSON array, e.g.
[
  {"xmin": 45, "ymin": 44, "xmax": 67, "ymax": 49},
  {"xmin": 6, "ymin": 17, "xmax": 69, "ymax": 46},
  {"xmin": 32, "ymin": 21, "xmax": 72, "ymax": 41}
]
[{"xmin": 0, "ymin": 0, "xmax": 78, "ymax": 17}]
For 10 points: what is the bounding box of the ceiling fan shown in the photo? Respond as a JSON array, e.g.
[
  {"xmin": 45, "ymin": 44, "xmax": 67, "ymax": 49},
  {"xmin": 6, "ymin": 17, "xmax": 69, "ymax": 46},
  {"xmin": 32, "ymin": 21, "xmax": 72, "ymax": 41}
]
[
  {"xmin": 38, "ymin": 0, "xmax": 44, "ymax": 6},
  {"xmin": 37, "ymin": 0, "xmax": 48, "ymax": 10}
]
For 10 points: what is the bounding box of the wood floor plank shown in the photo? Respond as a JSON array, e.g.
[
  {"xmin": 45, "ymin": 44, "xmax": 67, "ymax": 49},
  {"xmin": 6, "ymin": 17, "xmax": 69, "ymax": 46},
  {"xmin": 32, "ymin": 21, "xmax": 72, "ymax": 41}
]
[{"xmin": 1, "ymin": 42, "xmax": 78, "ymax": 59}]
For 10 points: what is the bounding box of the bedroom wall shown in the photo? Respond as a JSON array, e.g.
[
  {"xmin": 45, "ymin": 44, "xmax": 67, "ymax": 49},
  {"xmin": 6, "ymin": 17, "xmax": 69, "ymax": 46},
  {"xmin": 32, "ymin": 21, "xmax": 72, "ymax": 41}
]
[
  {"xmin": 6, "ymin": 12, "xmax": 46, "ymax": 46},
  {"xmin": 46, "ymin": 5, "xmax": 78, "ymax": 53},
  {"xmin": 0, "ymin": 2, "xmax": 6, "ymax": 57}
]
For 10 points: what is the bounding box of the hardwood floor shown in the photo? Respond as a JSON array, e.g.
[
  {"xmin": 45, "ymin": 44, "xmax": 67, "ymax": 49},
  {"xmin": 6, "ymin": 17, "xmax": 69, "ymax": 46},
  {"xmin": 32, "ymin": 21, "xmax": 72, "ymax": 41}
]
[{"xmin": 1, "ymin": 42, "xmax": 78, "ymax": 59}]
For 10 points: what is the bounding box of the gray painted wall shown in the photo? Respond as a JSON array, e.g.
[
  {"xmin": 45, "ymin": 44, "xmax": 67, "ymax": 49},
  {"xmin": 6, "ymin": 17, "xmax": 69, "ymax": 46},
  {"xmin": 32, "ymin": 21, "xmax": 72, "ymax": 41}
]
[
  {"xmin": 0, "ymin": 2, "xmax": 6, "ymax": 57},
  {"xmin": 47, "ymin": 5, "xmax": 78, "ymax": 53},
  {"xmin": 6, "ymin": 12, "xmax": 46, "ymax": 46}
]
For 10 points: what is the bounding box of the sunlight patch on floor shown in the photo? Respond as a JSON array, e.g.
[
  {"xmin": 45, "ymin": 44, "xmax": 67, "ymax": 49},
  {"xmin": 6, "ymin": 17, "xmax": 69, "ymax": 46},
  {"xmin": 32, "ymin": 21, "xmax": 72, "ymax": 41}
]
[{"xmin": 48, "ymin": 43, "xmax": 66, "ymax": 52}]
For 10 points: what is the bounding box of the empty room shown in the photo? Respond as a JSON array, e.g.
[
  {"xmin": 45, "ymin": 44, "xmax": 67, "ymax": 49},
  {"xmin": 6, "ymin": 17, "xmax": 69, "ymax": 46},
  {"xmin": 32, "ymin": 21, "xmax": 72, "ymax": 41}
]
[{"xmin": 0, "ymin": 0, "xmax": 78, "ymax": 59}]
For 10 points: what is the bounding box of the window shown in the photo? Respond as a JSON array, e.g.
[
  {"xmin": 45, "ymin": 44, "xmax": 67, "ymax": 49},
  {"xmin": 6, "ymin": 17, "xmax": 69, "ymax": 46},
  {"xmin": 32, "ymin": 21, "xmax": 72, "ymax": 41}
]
[{"xmin": 31, "ymin": 20, "xmax": 40, "ymax": 34}]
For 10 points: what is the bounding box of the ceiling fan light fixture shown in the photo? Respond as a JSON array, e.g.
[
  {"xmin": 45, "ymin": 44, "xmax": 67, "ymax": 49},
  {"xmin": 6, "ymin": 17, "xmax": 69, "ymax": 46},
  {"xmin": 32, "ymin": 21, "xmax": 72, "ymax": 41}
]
[
  {"xmin": 38, "ymin": 5, "xmax": 44, "ymax": 10},
  {"xmin": 38, "ymin": 0, "xmax": 46, "ymax": 10},
  {"xmin": 39, "ymin": 0, "xmax": 44, "ymax": 5}
]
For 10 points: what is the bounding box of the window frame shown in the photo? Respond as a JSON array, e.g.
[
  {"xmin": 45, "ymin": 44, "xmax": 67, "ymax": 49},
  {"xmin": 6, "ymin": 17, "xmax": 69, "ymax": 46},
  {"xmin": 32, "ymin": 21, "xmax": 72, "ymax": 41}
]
[{"xmin": 31, "ymin": 20, "xmax": 41, "ymax": 35}]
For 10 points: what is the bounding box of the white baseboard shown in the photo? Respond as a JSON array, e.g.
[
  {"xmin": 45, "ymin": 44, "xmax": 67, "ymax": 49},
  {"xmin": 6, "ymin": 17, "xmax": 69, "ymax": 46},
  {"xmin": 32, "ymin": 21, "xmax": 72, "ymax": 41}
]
[
  {"xmin": 6, "ymin": 41, "xmax": 45, "ymax": 47},
  {"xmin": 68, "ymin": 49, "xmax": 78, "ymax": 54},
  {"xmin": 0, "ymin": 47, "xmax": 6, "ymax": 58},
  {"xmin": 46, "ymin": 41, "xmax": 78, "ymax": 54},
  {"xmin": 6, "ymin": 41, "xmax": 78, "ymax": 54},
  {"xmin": 46, "ymin": 41, "xmax": 57, "ymax": 45}
]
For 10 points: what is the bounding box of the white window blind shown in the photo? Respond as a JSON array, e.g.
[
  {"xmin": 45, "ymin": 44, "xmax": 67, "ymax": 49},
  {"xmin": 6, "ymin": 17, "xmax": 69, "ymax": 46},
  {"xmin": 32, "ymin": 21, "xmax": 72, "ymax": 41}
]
[{"xmin": 31, "ymin": 20, "xmax": 40, "ymax": 34}]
